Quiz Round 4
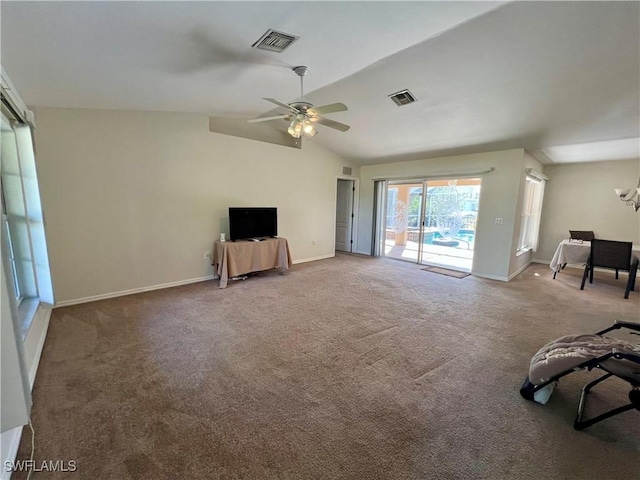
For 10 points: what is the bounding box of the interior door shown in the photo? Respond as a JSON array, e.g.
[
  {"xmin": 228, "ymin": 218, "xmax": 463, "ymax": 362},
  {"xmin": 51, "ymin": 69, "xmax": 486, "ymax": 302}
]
[{"xmin": 335, "ymin": 179, "xmax": 354, "ymax": 252}]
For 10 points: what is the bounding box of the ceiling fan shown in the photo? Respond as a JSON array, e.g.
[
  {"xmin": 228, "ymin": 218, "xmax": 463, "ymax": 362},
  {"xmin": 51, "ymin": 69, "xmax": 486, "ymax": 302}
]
[{"xmin": 248, "ymin": 66, "xmax": 350, "ymax": 138}]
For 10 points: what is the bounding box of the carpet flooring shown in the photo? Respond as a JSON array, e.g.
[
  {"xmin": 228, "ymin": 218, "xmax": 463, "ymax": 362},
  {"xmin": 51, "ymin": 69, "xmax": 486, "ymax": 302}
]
[{"xmin": 15, "ymin": 255, "xmax": 640, "ymax": 479}]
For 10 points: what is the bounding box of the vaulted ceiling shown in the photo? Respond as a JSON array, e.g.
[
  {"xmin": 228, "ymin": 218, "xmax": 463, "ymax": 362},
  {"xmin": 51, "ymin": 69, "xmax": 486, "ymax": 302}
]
[{"xmin": 2, "ymin": 1, "xmax": 639, "ymax": 165}]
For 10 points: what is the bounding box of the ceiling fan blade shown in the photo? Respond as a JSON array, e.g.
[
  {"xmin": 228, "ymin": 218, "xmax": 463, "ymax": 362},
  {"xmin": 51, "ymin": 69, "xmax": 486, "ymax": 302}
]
[
  {"xmin": 315, "ymin": 116, "xmax": 350, "ymax": 132},
  {"xmin": 248, "ymin": 114, "xmax": 290, "ymax": 123},
  {"xmin": 308, "ymin": 103, "xmax": 348, "ymax": 116},
  {"xmin": 263, "ymin": 98, "xmax": 299, "ymax": 113}
]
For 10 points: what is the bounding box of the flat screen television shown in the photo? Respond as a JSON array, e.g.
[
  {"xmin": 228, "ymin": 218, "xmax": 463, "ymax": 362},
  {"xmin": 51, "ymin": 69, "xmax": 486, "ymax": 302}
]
[{"xmin": 228, "ymin": 207, "xmax": 277, "ymax": 241}]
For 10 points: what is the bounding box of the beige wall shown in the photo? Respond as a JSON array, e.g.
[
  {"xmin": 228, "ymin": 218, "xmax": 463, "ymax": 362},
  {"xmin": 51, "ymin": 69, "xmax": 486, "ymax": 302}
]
[
  {"xmin": 33, "ymin": 107, "xmax": 359, "ymax": 303},
  {"xmin": 357, "ymin": 149, "xmax": 526, "ymax": 280},
  {"xmin": 536, "ymin": 159, "xmax": 640, "ymax": 262},
  {"xmin": 33, "ymin": 105, "xmax": 637, "ymax": 301}
]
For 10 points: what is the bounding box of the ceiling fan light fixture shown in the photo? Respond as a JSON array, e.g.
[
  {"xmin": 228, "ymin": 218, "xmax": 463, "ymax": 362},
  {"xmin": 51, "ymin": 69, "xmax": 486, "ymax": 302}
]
[
  {"xmin": 287, "ymin": 114, "xmax": 318, "ymax": 139},
  {"xmin": 614, "ymin": 177, "xmax": 640, "ymax": 212}
]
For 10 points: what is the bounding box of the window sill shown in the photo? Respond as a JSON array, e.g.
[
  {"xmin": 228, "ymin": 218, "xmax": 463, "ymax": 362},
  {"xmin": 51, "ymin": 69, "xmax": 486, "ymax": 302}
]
[{"xmin": 516, "ymin": 247, "xmax": 532, "ymax": 257}]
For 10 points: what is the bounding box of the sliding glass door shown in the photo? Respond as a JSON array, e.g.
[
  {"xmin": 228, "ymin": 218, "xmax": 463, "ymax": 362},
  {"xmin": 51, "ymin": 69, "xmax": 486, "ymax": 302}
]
[
  {"xmin": 420, "ymin": 179, "xmax": 480, "ymax": 271},
  {"xmin": 383, "ymin": 178, "xmax": 481, "ymax": 271}
]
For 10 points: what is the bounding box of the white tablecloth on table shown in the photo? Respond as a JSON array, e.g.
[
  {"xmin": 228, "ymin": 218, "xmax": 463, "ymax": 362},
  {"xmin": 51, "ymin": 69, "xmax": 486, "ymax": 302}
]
[{"xmin": 549, "ymin": 239, "xmax": 640, "ymax": 274}]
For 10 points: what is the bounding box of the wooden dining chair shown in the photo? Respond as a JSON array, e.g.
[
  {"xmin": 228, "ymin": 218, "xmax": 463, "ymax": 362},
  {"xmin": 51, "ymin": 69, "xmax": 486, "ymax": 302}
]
[{"xmin": 580, "ymin": 239, "xmax": 637, "ymax": 299}]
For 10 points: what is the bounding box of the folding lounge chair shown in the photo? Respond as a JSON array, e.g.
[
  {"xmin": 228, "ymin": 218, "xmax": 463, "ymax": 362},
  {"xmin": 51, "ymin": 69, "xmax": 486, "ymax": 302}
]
[{"xmin": 520, "ymin": 321, "xmax": 640, "ymax": 430}]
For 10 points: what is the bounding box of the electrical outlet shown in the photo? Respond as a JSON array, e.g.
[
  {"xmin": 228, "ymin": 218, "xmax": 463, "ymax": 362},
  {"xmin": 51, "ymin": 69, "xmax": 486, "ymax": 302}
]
[
  {"xmin": 495, "ymin": 218, "xmax": 503, "ymax": 225},
  {"xmin": 204, "ymin": 251, "xmax": 211, "ymax": 260}
]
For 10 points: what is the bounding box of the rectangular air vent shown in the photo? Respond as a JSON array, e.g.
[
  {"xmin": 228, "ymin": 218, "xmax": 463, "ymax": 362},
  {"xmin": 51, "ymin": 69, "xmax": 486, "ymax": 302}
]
[
  {"xmin": 342, "ymin": 167, "xmax": 352, "ymax": 176},
  {"xmin": 252, "ymin": 29, "xmax": 299, "ymax": 53},
  {"xmin": 389, "ymin": 89, "xmax": 417, "ymax": 107}
]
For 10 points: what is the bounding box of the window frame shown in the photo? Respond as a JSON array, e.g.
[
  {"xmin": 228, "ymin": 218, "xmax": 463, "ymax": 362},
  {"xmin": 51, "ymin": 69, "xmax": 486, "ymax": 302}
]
[
  {"xmin": 518, "ymin": 171, "xmax": 546, "ymax": 253},
  {"xmin": 1, "ymin": 101, "xmax": 49, "ymax": 335}
]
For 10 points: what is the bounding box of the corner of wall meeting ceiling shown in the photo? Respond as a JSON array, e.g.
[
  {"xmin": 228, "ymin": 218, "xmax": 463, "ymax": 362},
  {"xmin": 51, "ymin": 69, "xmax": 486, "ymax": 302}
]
[{"xmin": 1, "ymin": 67, "xmax": 36, "ymax": 127}]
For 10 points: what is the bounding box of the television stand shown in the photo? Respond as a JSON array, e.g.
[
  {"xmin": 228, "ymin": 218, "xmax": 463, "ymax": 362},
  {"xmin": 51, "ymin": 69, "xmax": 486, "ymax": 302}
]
[{"xmin": 212, "ymin": 237, "xmax": 292, "ymax": 288}]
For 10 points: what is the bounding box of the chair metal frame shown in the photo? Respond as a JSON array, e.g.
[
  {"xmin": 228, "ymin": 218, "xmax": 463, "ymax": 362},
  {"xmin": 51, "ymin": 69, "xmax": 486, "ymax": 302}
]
[{"xmin": 520, "ymin": 321, "xmax": 640, "ymax": 430}]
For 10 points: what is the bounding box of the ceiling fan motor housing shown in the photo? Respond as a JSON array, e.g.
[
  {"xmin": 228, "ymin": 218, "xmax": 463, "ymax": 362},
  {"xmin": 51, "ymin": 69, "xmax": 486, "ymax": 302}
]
[{"xmin": 290, "ymin": 101, "xmax": 315, "ymax": 114}]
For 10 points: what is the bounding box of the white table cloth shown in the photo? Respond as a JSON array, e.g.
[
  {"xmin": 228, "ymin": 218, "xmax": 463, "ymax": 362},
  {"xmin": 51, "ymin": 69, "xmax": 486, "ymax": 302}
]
[{"xmin": 550, "ymin": 239, "xmax": 640, "ymax": 277}]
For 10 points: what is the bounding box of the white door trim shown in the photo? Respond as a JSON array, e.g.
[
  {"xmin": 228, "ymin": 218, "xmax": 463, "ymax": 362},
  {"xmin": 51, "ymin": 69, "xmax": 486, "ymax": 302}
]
[{"xmin": 335, "ymin": 175, "xmax": 359, "ymax": 253}]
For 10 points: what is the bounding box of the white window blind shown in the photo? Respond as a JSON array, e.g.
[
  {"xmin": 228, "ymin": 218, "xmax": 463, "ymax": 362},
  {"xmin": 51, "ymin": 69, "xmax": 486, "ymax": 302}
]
[{"xmin": 518, "ymin": 170, "xmax": 546, "ymax": 252}]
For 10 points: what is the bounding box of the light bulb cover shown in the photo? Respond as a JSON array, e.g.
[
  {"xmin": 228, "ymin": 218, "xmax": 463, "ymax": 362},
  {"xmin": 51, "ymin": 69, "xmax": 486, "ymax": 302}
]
[
  {"xmin": 288, "ymin": 114, "xmax": 319, "ymax": 138},
  {"xmin": 288, "ymin": 117, "xmax": 303, "ymax": 138}
]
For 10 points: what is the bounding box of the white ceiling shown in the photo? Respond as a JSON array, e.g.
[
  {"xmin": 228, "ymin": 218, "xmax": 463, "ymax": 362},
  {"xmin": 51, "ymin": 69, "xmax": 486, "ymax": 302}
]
[{"xmin": 2, "ymin": 1, "xmax": 639, "ymax": 166}]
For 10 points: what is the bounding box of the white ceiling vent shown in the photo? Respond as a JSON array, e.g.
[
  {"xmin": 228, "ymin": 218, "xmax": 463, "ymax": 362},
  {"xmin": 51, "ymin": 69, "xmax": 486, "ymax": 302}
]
[
  {"xmin": 389, "ymin": 89, "xmax": 417, "ymax": 106},
  {"xmin": 252, "ymin": 29, "xmax": 299, "ymax": 53}
]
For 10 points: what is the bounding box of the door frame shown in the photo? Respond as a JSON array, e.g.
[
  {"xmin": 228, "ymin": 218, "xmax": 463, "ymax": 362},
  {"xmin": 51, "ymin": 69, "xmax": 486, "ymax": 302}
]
[
  {"xmin": 384, "ymin": 179, "xmax": 427, "ymax": 263},
  {"xmin": 335, "ymin": 175, "xmax": 359, "ymax": 253}
]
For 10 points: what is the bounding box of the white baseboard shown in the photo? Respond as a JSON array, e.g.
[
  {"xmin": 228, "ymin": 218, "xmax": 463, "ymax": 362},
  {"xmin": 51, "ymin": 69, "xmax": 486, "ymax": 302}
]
[
  {"xmin": 292, "ymin": 254, "xmax": 335, "ymax": 265},
  {"xmin": 472, "ymin": 272, "xmax": 509, "ymax": 282},
  {"xmin": 477, "ymin": 260, "xmax": 535, "ymax": 282},
  {"xmin": 55, "ymin": 275, "xmax": 215, "ymax": 308},
  {"xmin": 1, "ymin": 427, "xmax": 22, "ymax": 480},
  {"xmin": 508, "ymin": 261, "xmax": 531, "ymax": 281},
  {"xmin": 532, "ymin": 258, "xmax": 549, "ymax": 264},
  {"xmin": 57, "ymin": 255, "xmax": 386, "ymax": 307}
]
